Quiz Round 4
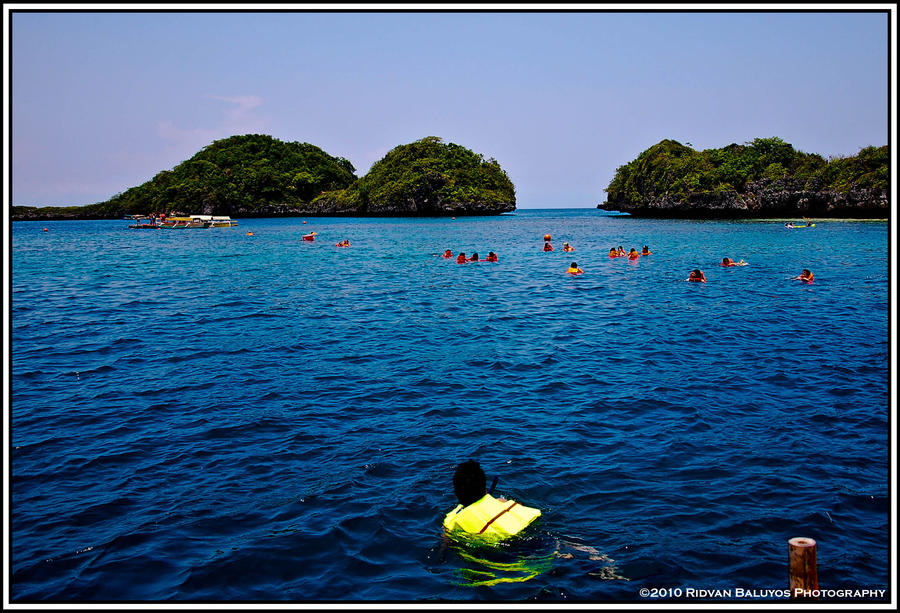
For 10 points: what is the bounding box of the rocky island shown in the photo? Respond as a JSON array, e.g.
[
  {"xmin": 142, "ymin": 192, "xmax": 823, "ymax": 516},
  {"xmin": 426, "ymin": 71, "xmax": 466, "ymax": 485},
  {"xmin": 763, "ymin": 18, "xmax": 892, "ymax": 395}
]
[
  {"xmin": 11, "ymin": 134, "xmax": 516, "ymax": 221},
  {"xmin": 598, "ymin": 138, "xmax": 888, "ymax": 218}
]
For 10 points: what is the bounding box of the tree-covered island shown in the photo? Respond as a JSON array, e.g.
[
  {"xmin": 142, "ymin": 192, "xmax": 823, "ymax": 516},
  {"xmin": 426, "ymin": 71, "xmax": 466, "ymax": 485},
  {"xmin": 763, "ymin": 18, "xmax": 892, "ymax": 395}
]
[
  {"xmin": 11, "ymin": 134, "xmax": 516, "ymax": 220},
  {"xmin": 599, "ymin": 138, "xmax": 889, "ymax": 218}
]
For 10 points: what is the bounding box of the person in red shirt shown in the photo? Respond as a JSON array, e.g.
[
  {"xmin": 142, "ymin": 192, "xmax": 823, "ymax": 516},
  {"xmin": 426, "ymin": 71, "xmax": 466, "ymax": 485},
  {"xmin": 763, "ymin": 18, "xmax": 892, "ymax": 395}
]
[{"xmin": 457, "ymin": 253, "xmax": 468, "ymax": 264}]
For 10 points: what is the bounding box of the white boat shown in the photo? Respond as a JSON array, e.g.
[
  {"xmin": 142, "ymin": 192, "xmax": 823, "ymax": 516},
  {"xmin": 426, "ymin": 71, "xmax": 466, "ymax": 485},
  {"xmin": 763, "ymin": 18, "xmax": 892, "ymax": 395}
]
[{"xmin": 158, "ymin": 215, "xmax": 239, "ymax": 229}]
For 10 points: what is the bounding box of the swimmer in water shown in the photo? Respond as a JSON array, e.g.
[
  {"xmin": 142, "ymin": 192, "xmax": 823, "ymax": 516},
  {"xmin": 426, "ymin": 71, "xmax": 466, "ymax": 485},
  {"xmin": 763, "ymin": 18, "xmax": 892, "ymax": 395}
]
[
  {"xmin": 484, "ymin": 252, "xmax": 499, "ymax": 262},
  {"xmin": 609, "ymin": 248, "xmax": 620, "ymax": 258},
  {"xmin": 457, "ymin": 252, "xmax": 467, "ymax": 264},
  {"xmin": 641, "ymin": 246, "xmax": 652, "ymax": 255},
  {"xmin": 468, "ymin": 252, "xmax": 480, "ymax": 262},
  {"xmin": 442, "ymin": 249, "xmax": 453, "ymax": 258},
  {"xmin": 687, "ymin": 269, "xmax": 707, "ymax": 283},
  {"xmin": 793, "ymin": 269, "xmax": 814, "ymax": 282},
  {"xmin": 721, "ymin": 257, "xmax": 747, "ymax": 267},
  {"xmin": 628, "ymin": 248, "xmax": 640, "ymax": 260},
  {"xmin": 563, "ymin": 242, "xmax": 574, "ymax": 252},
  {"xmin": 543, "ymin": 242, "xmax": 554, "ymax": 252},
  {"xmin": 617, "ymin": 246, "xmax": 626, "ymax": 256},
  {"xmin": 443, "ymin": 460, "xmax": 541, "ymax": 539},
  {"xmin": 566, "ymin": 262, "xmax": 584, "ymax": 275}
]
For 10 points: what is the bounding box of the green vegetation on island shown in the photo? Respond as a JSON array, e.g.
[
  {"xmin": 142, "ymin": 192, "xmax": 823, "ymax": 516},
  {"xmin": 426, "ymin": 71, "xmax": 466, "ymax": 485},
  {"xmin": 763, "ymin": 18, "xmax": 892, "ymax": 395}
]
[
  {"xmin": 12, "ymin": 134, "xmax": 356, "ymax": 220},
  {"xmin": 599, "ymin": 137, "xmax": 889, "ymax": 218},
  {"xmin": 310, "ymin": 136, "xmax": 516, "ymax": 215},
  {"xmin": 12, "ymin": 134, "xmax": 516, "ymax": 220}
]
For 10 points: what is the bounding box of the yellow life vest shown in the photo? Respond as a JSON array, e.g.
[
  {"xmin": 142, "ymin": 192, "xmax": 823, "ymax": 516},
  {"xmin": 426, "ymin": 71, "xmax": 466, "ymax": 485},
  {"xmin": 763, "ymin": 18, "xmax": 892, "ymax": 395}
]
[{"xmin": 443, "ymin": 494, "xmax": 541, "ymax": 539}]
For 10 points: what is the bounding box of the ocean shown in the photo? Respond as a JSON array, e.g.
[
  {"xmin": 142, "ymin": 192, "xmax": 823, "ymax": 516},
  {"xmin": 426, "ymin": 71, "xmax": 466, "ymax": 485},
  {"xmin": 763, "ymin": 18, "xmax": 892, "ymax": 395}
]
[{"xmin": 8, "ymin": 209, "xmax": 892, "ymax": 604}]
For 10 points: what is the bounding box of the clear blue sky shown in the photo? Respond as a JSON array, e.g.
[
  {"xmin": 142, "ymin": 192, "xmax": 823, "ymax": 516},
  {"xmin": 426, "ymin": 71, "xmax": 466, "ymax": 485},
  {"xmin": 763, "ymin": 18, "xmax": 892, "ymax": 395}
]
[{"xmin": 7, "ymin": 7, "xmax": 893, "ymax": 209}]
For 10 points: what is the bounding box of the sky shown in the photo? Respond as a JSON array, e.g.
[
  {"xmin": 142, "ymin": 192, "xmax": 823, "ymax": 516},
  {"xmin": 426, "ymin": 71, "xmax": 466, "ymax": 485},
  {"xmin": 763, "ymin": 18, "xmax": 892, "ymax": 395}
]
[{"xmin": 4, "ymin": 5, "xmax": 895, "ymax": 209}]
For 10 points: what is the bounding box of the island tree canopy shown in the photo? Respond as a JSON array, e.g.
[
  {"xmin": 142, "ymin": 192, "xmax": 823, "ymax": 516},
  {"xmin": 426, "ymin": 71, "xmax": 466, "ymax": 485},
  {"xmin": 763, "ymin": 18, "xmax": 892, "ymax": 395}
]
[
  {"xmin": 311, "ymin": 136, "xmax": 516, "ymax": 215},
  {"xmin": 603, "ymin": 137, "xmax": 889, "ymax": 211}
]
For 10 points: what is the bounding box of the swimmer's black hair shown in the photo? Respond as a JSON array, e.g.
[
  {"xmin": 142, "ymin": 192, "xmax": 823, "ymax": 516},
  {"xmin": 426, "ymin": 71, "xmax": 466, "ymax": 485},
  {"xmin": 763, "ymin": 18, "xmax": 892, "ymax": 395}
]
[{"xmin": 453, "ymin": 459, "xmax": 487, "ymax": 507}]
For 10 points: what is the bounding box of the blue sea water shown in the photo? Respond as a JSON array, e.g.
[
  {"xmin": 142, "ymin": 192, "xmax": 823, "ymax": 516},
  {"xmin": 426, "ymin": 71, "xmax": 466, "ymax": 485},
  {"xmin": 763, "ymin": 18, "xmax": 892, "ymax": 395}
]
[{"xmin": 9, "ymin": 210, "xmax": 892, "ymax": 604}]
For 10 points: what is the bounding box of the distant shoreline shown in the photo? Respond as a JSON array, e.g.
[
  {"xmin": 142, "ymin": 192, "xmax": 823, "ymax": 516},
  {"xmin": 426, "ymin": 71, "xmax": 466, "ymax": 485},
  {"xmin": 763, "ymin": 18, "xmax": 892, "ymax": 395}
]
[{"xmin": 11, "ymin": 212, "xmax": 889, "ymax": 223}]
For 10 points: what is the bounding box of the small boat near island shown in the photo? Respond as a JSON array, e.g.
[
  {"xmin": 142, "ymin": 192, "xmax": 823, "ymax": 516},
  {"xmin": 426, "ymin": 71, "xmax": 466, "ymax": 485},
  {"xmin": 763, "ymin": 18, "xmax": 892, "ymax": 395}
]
[
  {"xmin": 127, "ymin": 214, "xmax": 238, "ymax": 229},
  {"xmin": 785, "ymin": 221, "xmax": 816, "ymax": 229},
  {"xmin": 126, "ymin": 215, "xmax": 162, "ymax": 229}
]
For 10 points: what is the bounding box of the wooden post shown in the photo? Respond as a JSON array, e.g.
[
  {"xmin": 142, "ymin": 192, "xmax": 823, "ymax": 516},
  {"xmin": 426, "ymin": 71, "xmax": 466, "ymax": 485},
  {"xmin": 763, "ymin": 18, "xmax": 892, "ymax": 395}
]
[{"xmin": 789, "ymin": 537, "xmax": 819, "ymax": 599}]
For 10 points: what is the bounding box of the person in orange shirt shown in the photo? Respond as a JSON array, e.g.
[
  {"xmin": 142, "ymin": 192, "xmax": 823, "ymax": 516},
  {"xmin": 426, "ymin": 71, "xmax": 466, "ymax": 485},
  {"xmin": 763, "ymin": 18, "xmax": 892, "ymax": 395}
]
[
  {"xmin": 687, "ymin": 269, "xmax": 707, "ymax": 282},
  {"xmin": 609, "ymin": 248, "xmax": 620, "ymax": 258},
  {"xmin": 457, "ymin": 252, "xmax": 468, "ymax": 264},
  {"xmin": 628, "ymin": 248, "xmax": 640, "ymax": 260},
  {"xmin": 793, "ymin": 269, "xmax": 814, "ymax": 282},
  {"xmin": 483, "ymin": 252, "xmax": 499, "ymax": 262},
  {"xmin": 442, "ymin": 249, "xmax": 453, "ymax": 258}
]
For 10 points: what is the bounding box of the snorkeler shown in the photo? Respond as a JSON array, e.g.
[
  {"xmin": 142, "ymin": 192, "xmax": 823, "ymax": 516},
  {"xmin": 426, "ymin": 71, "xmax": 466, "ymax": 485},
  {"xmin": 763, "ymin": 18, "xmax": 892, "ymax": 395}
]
[
  {"xmin": 566, "ymin": 262, "xmax": 584, "ymax": 275},
  {"xmin": 687, "ymin": 269, "xmax": 707, "ymax": 283},
  {"xmin": 443, "ymin": 460, "xmax": 541, "ymax": 539}
]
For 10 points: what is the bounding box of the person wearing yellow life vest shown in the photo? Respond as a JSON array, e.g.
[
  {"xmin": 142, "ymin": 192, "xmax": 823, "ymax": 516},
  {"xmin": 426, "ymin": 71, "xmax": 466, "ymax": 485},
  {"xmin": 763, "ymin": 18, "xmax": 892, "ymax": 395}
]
[{"xmin": 443, "ymin": 460, "xmax": 541, "ymax": 540}]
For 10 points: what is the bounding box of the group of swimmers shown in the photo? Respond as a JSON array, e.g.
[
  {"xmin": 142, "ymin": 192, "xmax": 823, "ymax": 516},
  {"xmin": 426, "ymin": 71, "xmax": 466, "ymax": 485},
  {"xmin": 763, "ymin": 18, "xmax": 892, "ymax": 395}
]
[
  {"xmin": 607, "ymin": 245, "xmax": 652, "ymax": 260},
  {"xmin": 541, "ymin": 240, "xmax": 576, "ymax": 252},
  {"xmin": 443, "ymin": 249, "xmax": 499, "ymax": 263},
  {"xmin": 687, "ymin": 266, "xmax": 814, "ymax": 283}
]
